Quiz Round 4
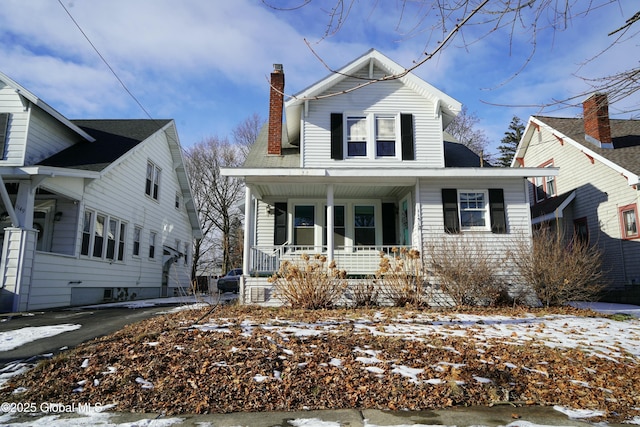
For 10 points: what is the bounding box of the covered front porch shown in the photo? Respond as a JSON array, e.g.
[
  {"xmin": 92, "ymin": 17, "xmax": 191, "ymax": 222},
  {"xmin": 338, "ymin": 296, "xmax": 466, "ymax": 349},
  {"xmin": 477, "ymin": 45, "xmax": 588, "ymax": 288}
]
[{"xmin": 242, "ymin": 174, "xmax": 421, "ymax": 278}]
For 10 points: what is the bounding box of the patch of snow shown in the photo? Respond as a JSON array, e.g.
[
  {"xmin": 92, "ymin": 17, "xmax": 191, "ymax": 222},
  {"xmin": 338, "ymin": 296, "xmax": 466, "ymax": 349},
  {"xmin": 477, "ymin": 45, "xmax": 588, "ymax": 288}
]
[
  {"xmin": 329, "ymin": 358, "xmax": 342, "ymax": 367},
  {"xmin": 391, "ymin": 364, "xmax": 423, "ymax": 384},
  {"xmin": 365, "ymin": 366, "xmax": 385, "ymax": 374},
  {"xmin": 81, "ymin": 359, "xmax": 89, "ymax": 368},
  {"xmin": 289, "ymin": 419, "xmax": 341, "ymax": 427},
  {"xmin": 553, "ymin": 405, "xmax": 606, "ymax": 419},
  {"xmin": 0, "ymin": 324, "xmax": 81, "ymax": 351},
  {"xmin": 135, "ymin": 377, "xmax": 154, "ymax": 389}
]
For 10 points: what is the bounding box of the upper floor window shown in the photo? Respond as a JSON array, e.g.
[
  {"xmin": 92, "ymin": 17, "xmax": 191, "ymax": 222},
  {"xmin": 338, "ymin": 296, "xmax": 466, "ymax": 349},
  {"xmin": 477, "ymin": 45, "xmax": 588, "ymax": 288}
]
[
  {"xmin": 146, "ymin": 161, "xmax": 161, "ymax": 200},
  {"xmin": 619, "ymin": 204, "xmax": 639, "ymax": 239},
  {"xmin": 175, "ymin": 192, "xmax": 181, "ymax": 209},
  {"xmin": 534, "ymin": 161, "xmax": 556, "ymax": 203},
  {"xmin": 331, "ymin": 113, "xmax": 414, "ymax": 161},
  {"xmin": 346, "ymin": 116, "xmax": 367, "ymax": 156},
  {"xmin": 0, "ymin": 113, "xmax": 9, "ymax": 160},
  {"xmin": 376, "ymin": 116, "xmax": 396, "ymax": 157}
]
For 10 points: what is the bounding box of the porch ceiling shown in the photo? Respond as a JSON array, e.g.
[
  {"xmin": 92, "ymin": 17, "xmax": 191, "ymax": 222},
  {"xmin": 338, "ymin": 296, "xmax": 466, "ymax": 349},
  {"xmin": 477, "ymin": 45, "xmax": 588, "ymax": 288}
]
[{"xmin": 247, "ymin": 178, "xmax": 414, "ymax": 199}]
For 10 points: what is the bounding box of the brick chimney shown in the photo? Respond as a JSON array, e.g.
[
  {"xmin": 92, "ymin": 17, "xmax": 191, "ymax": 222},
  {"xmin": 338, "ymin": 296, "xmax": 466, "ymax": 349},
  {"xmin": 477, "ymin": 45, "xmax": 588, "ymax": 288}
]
[
  {"xmin": 268, "ymin": 64, "xmax": 284, "ymax": 156},
  {"xmin": 583, "ymin": 93, "xmax": 613, "ymax": 149}
]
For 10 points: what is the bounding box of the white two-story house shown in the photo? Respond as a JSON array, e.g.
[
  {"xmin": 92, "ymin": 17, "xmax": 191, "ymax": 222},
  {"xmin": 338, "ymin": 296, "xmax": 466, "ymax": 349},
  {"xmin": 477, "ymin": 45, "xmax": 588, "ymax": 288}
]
[
  {"xmin": 0, "ymin": 71, "xmax": 201, "ymax": 312},
  {"xmin": 513, "ymin": 93, "xmax": 640, "ymax": 304},
  {"xmin": 222, "ymin": 49, "xmax": 554, "ymax": 305}
]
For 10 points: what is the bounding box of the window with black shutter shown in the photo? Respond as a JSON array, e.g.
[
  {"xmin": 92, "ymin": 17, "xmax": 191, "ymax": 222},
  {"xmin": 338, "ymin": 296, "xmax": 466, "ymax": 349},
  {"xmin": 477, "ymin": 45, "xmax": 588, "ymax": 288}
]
[
  {"xmin": 442, "ymin": 189, "xmax": 460, "ymax": 234},
  {"xmin": 400, "ymin": 113, "xmax": 414, "ymax": 160},
  {"xmin": 330, "ymin": 113, "xmax": 343, "ymax": 160},
  {"xmin": 488, "ymin": 189, "xmax": 507, "ymax": 234}
]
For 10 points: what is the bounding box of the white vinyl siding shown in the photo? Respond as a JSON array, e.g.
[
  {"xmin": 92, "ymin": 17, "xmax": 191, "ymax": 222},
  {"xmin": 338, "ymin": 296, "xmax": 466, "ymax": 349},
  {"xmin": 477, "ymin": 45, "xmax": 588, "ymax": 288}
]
[
  {"xmin": 301, "ymin": 65, "xmax": 444, "ymax": 168},
  {"xmin": 522, "ymin": 119, "xmax": 640, "ymax": 286}
]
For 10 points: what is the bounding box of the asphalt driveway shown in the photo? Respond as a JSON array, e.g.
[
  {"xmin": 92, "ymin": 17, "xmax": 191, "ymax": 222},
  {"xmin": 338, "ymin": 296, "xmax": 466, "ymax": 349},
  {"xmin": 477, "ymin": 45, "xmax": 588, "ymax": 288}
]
[{"xmin": 0, "ymin": 304, "xmax": 174, "ymax": 366}]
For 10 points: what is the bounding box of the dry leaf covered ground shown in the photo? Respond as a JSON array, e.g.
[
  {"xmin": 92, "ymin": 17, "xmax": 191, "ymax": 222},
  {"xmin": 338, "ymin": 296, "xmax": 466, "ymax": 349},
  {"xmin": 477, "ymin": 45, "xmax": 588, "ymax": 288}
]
[{"xmin": 1, "ymin": 305, "xmax": 639, "ymax": 424}]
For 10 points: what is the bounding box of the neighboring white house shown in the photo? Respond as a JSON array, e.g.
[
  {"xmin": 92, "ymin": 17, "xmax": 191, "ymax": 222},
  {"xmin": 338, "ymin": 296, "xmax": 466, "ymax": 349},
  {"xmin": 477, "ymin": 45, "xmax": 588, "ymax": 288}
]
[
  {"xmin": 222, "ymin": 49, "xmax": 555, "ymax": 306},
  {"xmin": 0, "ymin": 71, "xmax": 201, "ymax": 312},
  {"xmin": 513, "ymin": 93, "xmax": 640, "ymax": 304}
]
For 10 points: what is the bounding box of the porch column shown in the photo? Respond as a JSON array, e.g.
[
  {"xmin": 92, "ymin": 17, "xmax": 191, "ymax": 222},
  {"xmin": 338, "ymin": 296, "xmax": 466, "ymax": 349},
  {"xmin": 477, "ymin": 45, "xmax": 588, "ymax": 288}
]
[
  {"xmin": 414, "ymin": 179, "xmax": 422, "ymax": 249},
  {"xmin": 326, "ymin": 184, "xmax": 334, "ymax": 264},
  {"xmin": 242, "ymin": 186, "xmax": 254, "ymax": 275}
]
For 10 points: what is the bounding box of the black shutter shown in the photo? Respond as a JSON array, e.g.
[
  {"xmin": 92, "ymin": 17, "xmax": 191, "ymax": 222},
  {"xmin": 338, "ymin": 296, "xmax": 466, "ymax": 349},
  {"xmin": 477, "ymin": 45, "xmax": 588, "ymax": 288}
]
[
  {"xmin": 489, "ymin": 189, "xmax": 507, "ymax": 234},
  {"xmin": 401, "ymin": 113, "xmax": 415, "ymax": 160},
  {"xmin": 0, "ymin": 113, "xmax": 8, "ymax": 159},
  {"xmin": 274, "ymin": 203, "xmax": 287, "ymax": 245},
  {"xmin": 330, "ymin": 113, "xmax": 343, "ymax": 160},
  {"xmin": 442, "ymin": 189, "xmax": 460, "ymax": 234}
]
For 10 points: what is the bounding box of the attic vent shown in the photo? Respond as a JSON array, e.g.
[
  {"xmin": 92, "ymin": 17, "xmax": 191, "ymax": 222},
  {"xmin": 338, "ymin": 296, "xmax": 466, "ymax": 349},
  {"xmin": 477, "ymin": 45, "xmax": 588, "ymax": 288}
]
[{"xmin": 250, "ymin": 287, "xmax": 267, "ymax": 303}]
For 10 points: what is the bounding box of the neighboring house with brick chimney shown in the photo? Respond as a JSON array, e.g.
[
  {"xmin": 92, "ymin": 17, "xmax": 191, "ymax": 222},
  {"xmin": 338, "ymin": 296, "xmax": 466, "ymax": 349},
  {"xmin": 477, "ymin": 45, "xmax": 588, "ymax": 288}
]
[
  {"xmin": 513, "ymin": 93, "xmax": 640, "ymax": 303},
  {"xmin": 222, "ymin": 49, "xmax": 555, "ymax": 305},
  {"xmin": 0, "ymin": 70, "xmax": 201, "ymax": 312}
]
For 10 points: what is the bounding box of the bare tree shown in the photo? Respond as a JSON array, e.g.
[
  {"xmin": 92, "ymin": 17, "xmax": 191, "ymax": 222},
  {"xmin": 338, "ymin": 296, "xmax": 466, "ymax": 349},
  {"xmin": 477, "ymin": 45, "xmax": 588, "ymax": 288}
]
[
  {"xmin": 185, "ymin": 137, "xmax": 245, "ymax": 277},
  {"xmin": 262, "ymin": 1, "xmax": 639, "ymax": 114},
  {"xmin": 233, "ymin": 113, "xmax": 265, "ymax": 158},
  {"xmin": 446, "ymin": 105, "xmax": 491, "ymax": 161}
]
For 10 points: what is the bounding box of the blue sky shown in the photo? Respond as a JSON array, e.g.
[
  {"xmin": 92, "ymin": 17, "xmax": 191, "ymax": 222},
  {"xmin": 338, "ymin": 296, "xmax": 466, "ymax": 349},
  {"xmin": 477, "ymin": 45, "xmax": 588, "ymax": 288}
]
[{"xmin": 0, "ymin": 0, "xmax": 638, "ymax": 157}]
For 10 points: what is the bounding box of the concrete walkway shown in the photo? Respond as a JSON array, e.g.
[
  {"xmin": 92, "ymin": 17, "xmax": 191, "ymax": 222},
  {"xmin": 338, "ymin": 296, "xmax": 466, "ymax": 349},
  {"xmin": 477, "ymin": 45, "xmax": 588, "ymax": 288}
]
[{"xmin": 0, "ymin": 406, "xmax": 627, "ymax": 426}]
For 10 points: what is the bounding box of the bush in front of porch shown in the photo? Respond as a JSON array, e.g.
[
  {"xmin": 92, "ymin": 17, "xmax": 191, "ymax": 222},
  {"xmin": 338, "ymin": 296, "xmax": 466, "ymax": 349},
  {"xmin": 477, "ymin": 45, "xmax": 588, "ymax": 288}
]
[{"xmin": 268, "ymin": 253, "xmax": 347, "ymax": 309}]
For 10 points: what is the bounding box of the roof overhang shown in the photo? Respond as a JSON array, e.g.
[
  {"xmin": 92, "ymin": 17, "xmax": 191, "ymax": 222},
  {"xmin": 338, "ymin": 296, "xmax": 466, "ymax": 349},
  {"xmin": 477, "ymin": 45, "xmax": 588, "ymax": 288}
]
[
  {"xmin": 1, "ymin": 166, "xmax": 100, "ymax": 179},
  {"xmin": 531, "ymin": 191, "xmax": 576, "ymax": 225},
  {"xmin": 514, "ymin": 117, "xmax": 640, "ymax": 186},
  {"xmin": 0, "ymin": 71, "xmax": 96, "ymax": 143},
  {"xmin": 221, "ymin": 166, "xmax": 557, "ymax": 180}
]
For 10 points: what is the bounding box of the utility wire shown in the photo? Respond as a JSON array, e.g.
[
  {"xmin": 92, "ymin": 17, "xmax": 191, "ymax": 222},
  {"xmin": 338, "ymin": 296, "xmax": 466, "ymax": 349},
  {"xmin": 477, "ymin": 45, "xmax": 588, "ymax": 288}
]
[{"xmin": 56, "ymin": 0, "xmax": 155, "ymax": 121}]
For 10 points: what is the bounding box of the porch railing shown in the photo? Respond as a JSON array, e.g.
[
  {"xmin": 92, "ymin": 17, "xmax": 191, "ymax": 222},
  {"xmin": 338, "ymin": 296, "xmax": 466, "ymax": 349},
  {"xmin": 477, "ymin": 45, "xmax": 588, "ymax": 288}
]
[{"xmin": 249, "ymin": 245, "xmax": 413, "ymax": 276}]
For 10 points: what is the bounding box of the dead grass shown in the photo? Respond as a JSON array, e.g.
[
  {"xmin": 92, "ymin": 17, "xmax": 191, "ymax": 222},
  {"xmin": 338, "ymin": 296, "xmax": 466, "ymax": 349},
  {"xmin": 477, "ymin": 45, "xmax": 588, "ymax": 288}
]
[{"xmin": 0, "ymin": 305, "xmax": 637, "ymax": 423}]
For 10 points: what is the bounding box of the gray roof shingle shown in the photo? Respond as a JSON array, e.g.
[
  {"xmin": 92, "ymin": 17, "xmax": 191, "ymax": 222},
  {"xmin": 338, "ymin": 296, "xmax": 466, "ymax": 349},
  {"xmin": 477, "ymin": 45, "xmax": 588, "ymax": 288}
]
[
  {"xmin": 37, "ymin": 119, "xmax": 170, "ymax": 171},
  {"xmin": 535, "ymin": 116, "xmax": 640, "ymax": 175}
]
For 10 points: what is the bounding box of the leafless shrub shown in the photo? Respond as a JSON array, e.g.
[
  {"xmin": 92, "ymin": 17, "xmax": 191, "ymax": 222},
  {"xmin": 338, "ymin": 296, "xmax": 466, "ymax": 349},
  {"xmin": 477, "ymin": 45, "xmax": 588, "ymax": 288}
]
[
  {"xmin": 349, "ymin": 279, "xmax": 379, "ymax": 308},
  {"xmin": 269, "ymin": 253, "xmax": 347, "ymax": 309},
  {"xmin": 376, "ymin": 248, "xmax": 428, "ymax": 307},
  {"xmin": 510, "ymin": 228, "xmax": 607, "ymax": 307},
  {"xmin": 424, "ymin": 236, "xmax": 506, "ymax": 307}
]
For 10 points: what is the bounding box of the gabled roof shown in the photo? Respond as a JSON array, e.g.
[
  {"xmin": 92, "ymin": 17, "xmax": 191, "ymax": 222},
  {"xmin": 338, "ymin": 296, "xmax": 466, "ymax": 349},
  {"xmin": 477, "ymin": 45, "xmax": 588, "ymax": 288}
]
[
  {"xmin": 0, "ymin": 71, "xmax": 95, "ymax": 142},
  {"xmin": 284, "ymin": 49, "xmax": 461, "ymax": 142},
  {"xmin": 515, "ymin": 116, "xmax": 640, "ymax": 185},
  {"xmin": 37, "ymin": 119, "xmax": 171, "ymax": 171}
]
